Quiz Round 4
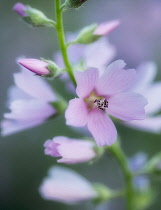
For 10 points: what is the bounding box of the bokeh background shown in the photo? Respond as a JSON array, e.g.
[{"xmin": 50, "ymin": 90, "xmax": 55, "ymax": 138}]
[{"xmin": 1, "ymin": 0, "xmax": 161, "ymax": 209}]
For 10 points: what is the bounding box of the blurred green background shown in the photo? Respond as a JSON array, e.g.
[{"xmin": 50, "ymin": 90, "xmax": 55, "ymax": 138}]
[{"xmin": 0, "ymin": 0, "xmax": 161, "ymax": 209}]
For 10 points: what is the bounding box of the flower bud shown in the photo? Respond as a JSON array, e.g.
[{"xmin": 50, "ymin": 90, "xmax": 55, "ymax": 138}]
[
  {"xmin": 13, "ymin": 2, "xmax": 27, "ymax": 17},
  {"xmin": 18, "ymin": 58, "xmax": 61, "ymax": 78},
  {"xmin": 65, "ymin": 0, "xmax": 88, "ymax": 8},
  {"xmin": 39, "ymin": 166, "xmax": 97, "ymax": 204},
  {"xmin": 44, "ymin": 136, "xmax": 96, "ymax": 164},
  {"xmin": 75, "ymin": 20, "xmax": 120, "ymax": 44},
  {"xmin": 13, "ymin": 3, "xmax": 55, "ymax": 27}
]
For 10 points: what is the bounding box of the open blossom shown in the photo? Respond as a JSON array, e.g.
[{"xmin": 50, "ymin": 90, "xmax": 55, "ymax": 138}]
[
  {"xmin": 126, "ymin": 62, "xmax": 161, "ymax": 133},
  {"xmin": 44, "ymin": 136, "xmax": 96, "ymax": 164},
  {"xmin": 39, "ymin": 166, "xmax": 97, "ymax": 204},
  {"xmin": 1, "ymin": 65, "xmax": 56, "ymax": 136},
  {"xmin": 65, "ymin": 60, "xmax": 147, "ymax": 146}
]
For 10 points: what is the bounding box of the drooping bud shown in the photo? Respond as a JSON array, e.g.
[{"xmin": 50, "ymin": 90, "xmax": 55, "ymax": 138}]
[
  {"xmin": 75, "ymin": 20, "xmax": 120, "ymax": 44},
  {"xmin": 13, "ymin": 2, "xmax": 27, "ymax": 17},
  {"xmin": 65, "ymin": 0, "xmax": 88, "ymax": 8},
  {"xmin": 18, "ymin": 58, "xmax": 61, "ymax": 78},
  {"xmin": 13, "ymin": 3, "xmax": 55, "ymax": 27}
]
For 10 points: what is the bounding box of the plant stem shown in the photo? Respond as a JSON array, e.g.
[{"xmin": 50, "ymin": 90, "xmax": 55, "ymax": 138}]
[
  {"xmin": 108, "ymin": 141, "xmax": 134, "ymax": 210},
  {"xmin": 55, "ymin": 0, "xmax": 76, "ymax": 86}
]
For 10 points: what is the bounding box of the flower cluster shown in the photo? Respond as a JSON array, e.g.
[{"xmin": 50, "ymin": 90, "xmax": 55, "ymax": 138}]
[{"xmin": 2, "ymin": 0, "xmax": 161, "ymax": 208}]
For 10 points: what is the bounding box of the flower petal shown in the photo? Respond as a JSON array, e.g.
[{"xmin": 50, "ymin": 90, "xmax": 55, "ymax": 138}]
[
  {"xmin": 94, "ymin": 20, "xmax": 120, "ymax": 36},
  {"xmin": 125, "ymin": 115, "xmax": 161, "ymax": 133},
  {"xmin": 39, "ymin": 166, "xmax": 97, "ymax": 204},
  {"xmin": 96, "ymin": 60, "xmax": 136, "ymax": 95},
  {"xmin": 87, "ymin": 109, "xmax": 117, "ymax": 146},
  {"xmin": 1, "ymin": 119, "xmax": 45, "ymax": 136},
  {"xmin": 4, "ymin": 99, "xmax": 55, "ymax": 121},
  {"xmin": 54, "ymin": 137, "xmax": 96, "ymax": 164},
  {"xmin": 143, "ymin": 82, "xmax": 161, "ymax": 115},
  {"xmin": 131, "ymin": 62, "xmax": 157, "ymax": 93},
  {"xmin": 108, "ymin": 92, "xmax": 148, "ymax": 121},
  {"xmin": 14, "ymin": 68, "xmax": 56, "ymax": 102},
  {"xmin": 84, "ymin": 37, "xmax": 116, "ymax": 72},
  {"xmin": 75, "ymin": 68, "xmax": 99, "ymax": 98},
  {"xmin": 65, "ymin": 98, "xmax": 88, "ymax": 127}
]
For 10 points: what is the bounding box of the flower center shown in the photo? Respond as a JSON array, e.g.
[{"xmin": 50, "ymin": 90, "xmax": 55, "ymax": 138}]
[
  {"xmin": 85, "ymin": 92, "xmax": 108, "ymax": 111},
  {"xmin": 94, "ymin": 98, "xmax": 108, "ymax": 111}
]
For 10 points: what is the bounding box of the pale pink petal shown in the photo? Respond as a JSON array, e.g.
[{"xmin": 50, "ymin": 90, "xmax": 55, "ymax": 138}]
[
  {"xmin": 44, "ymin": 140, "xmax": 60, "ymax": 157},
  {"xmin": 143, "ymin": 82, "xmax": 161, "ymax": 115},
  {"xmin": 65, "ymin": 98, "xmax": 88, "ymax": 127},
  {"xmin": 4, "ymin": 99, "xmax": 55, "ymax": 122},
  {"xmin": 94, "ymin": 20, "xmax": 120, "ymax": 36},
  {"xmin": 96, "ymin": 60, "xmax": 136, "ymax": 95},
  {"xmin": 53, "ymin": 136, "xmax": 96, "ymax": 164},
  {"xmin": 18, "ymin": 59, "xmax": 50, "ymax": 75},
  {"xmin": 14, "ymin": 68, "xmax": 56, "ymax": 102},
  {"xmin": 1, "ymin": 119, "xmax": 45, "ymax": 136},
  {"xmin": 125, "ymin": 115, "xmax": 161, "ymax": 133},
  {"xmin": 75, "ymin": 68, "xmax": 99, "ymax": 98},
  {"xmin": 39, "ymin": 166, "xmax": 97, "ymax": 204},
  {"xmin": 84, "ymin": 37, "xmax": 116, "ymax": 72},
  {"xmin": 130, "ymin": 62, "xmax": 157, "ymax": 93},
  {"xmin": 13, "ymin": 3, "xmax": 27, "ymax": 17},
  {"xmin": 87, "ymin": 109, "xmax": 117, "ymax": 146},
  {"xmin": 108, "ymin": 92, "xmax": 148, "ymax": 121}
]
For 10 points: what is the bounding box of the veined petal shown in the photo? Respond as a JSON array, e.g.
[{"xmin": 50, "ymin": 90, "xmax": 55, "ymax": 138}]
[
  {"xmin": 125, "ymin": 115, "xmax": 161, "ymax": 133},
  {"xmin": 96, "ymin": 60, "xmax": 136, "ymax": 95},
  {"xmin": 87, "ymin": 109, "xmax": 117, "ymax": 146},
  {"xmin": 75, "ymin": 68, "xmax": 99, "ymax": 98},
  {"xmin": 65, "ymin": 98, "xmax": 88, "ymax": 127},
  {"xmin": 14, "ymin": 68, "xmax": 56, "ymax": 102},
  {"xmin": 108, "ymin": 92, "xmax": 148, "ymax": 121}
]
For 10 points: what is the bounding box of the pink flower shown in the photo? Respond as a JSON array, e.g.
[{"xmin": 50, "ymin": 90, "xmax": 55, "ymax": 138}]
[
  {"xmin": 125, "ymin": 62, "xmax": 161, "ymax": 133},
  {"xmin": 18, "ymin": 59, "xmax": 50, "ymax": 75},
  {"xmin": 65, "ymin": 60, "xmax": 148, "ymax": 146},
  {"xmin": 39, "ymin": 166, "xmax": 97, "ymax": 204},
  {"xmin": 13, "ymin": 3, "xmax": 27, "ymax": 17},
  {"xmin": 94, "ymin": 20, "xmax": 120, "ymax": 36},
  {"xmin": 1, "ymin": 65, "xmax": 56, "ymax": 136},
  {"xmin": 44, "ymin": 136, "xmax": 96, "ymax": 164}
]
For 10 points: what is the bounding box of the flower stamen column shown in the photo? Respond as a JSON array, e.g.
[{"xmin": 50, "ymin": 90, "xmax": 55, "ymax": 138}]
[{"xmin": 55, "ymin": 0, "xmax": 76, "ymax": 86}]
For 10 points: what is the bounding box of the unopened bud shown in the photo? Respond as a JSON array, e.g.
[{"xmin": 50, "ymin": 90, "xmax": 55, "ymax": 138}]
[
  {"xmin": 13, "ymin": 3, "xmax": 55, "ymax": 27},
  {"xmin": 75, "ymin": 20, "xmax": 120, "ymax": 44},
  {"xmin": 18, "ymin": 58, "xmax": 61, "ymax": 78},
  {"xmin": 65, "ymin": 0, "xmax": 88, "ymax": 8},
  {"xmin": 13, "ymin": 2, "xmax": 28, "ymax": 17}
]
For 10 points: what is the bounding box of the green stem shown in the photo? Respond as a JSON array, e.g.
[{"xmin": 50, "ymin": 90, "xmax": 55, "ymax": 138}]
[
  {"xmin": 55, "ymin": 0, "xmax": 76, "ymax": 86},
  {"xmin": 108, "ymin": 142, "xmax": 134, "ymax": 210}
]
